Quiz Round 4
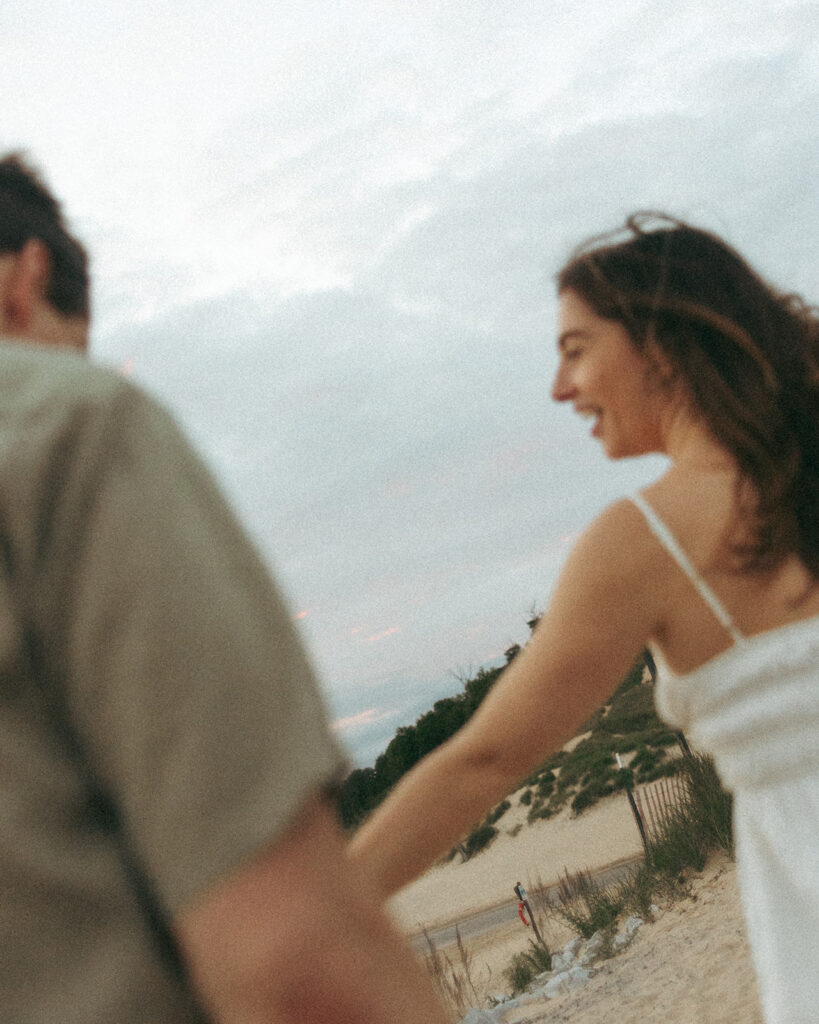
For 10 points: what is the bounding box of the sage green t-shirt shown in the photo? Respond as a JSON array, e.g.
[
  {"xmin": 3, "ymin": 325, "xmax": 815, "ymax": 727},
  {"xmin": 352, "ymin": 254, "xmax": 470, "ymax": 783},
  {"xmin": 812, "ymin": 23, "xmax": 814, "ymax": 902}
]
[{"xmin": 0, "ymin": 342, "xmax": 345, "ymax": 1022}]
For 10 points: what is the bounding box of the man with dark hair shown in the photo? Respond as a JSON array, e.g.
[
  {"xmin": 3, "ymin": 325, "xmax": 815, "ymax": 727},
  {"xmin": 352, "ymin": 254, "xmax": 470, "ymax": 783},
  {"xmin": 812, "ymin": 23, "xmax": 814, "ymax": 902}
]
[
  {"xmin": 0, "ymin": 153, "xmax": 446, "ymax": 1024},
  {"xmin": 0, "ymin": 152, "xmax": 90, "ymax": 342}
]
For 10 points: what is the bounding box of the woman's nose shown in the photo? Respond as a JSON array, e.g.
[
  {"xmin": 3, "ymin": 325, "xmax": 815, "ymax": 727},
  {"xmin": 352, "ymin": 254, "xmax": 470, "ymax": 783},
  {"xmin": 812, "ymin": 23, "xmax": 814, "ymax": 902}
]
[{"xmin": 551, "ymin": 363, "xmax": 575, "ymax": 402}]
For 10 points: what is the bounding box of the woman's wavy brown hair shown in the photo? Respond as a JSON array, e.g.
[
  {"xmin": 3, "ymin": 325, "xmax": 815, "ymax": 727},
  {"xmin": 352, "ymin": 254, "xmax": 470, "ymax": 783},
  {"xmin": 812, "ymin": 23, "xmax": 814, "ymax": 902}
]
[{"xmin": 557, "ymin": 212, "xmax": 819, "ymax": 577}]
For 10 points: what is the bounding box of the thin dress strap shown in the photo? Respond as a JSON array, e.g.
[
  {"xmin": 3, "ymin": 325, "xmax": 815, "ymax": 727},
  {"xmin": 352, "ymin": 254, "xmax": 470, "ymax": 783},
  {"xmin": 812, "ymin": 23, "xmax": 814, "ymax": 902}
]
[{"xmin": 629, "ymin": 492, "xmax": 745, "ymax": 645}]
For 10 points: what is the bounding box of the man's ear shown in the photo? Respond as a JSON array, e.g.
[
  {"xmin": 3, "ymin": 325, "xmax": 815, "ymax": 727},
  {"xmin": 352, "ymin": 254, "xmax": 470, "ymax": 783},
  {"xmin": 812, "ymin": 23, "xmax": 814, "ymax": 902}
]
[{"xmin": 1, "ymin": 239, "xmax": 51, "ymax": 334}]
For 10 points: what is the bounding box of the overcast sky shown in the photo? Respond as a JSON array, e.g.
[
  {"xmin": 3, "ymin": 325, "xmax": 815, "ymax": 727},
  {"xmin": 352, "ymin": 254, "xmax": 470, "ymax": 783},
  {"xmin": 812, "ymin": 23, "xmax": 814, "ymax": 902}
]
[{"xmin": 2, "ymin": 0, "xmax": 817, "ymax": 764}]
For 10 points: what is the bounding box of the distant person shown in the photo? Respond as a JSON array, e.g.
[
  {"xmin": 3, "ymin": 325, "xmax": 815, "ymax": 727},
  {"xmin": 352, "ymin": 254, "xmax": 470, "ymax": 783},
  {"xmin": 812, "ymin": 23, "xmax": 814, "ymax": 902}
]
[
  {"xmin": 350, "ymin": 213, "xmax": 819, "ymax": 1024},
  {"xmin": 0, "ymin": 152, "xmax": 447, "ymax": 1024}
]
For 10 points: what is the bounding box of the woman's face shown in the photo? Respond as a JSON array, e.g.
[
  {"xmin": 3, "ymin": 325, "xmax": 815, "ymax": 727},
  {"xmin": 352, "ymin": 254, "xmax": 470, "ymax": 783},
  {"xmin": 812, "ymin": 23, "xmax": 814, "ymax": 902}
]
[{"xmin": 552, "ymin": 289, "xmax": 668, "ymax": 459}]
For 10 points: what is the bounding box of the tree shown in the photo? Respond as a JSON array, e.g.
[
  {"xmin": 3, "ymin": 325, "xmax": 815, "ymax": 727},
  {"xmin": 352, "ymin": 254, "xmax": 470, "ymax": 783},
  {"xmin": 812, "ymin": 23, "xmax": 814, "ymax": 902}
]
[{"xmin": 337, "ymin": 766, "xmax": 377, "ymax": 829}]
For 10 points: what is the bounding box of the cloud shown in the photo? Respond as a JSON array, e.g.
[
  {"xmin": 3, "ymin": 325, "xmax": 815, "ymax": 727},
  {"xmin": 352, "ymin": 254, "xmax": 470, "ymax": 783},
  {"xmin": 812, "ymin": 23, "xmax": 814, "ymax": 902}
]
[
  {"xmin": 98, "ymin": 27, "xmax": 817, "ymax": 700},
  {"xmin": 332, "ymin": 707, "xmax": 397, "ymax": 734},
  {"xmin": 74, "ymin": 2, "xmax": 818, "ymax": 753},
  {"xmin": 355, "ymin": 627, "xmax": 402, "ymax": 644}
]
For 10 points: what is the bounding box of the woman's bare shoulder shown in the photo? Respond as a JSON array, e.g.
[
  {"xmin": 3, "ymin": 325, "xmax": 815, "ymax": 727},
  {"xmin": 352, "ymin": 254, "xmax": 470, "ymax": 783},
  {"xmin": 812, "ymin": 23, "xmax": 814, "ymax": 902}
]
[
  {"xmin": 547, "ymin": 498, "xmax": 669, "ymax": 650},
  {"xmin": 571, "ymin": 496, "xmax": 667, "ymax": 578},
  {"xmin": 637, "ymin": 465, "xmax": 740, "ymax": 562}
]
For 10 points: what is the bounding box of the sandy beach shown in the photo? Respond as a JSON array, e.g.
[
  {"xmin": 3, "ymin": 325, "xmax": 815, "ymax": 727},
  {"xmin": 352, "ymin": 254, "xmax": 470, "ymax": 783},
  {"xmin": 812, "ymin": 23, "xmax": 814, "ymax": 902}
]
[{"xmin": 390, "ymin": 788, "xmax": 764, "ymax": 1023}]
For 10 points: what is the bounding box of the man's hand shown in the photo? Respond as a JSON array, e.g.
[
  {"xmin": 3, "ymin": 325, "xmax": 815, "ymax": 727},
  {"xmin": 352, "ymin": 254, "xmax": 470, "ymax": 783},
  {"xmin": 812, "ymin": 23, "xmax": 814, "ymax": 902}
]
[{"xmin": 174, "ymin": 793, "xmax": 448, "ymax": 1023}]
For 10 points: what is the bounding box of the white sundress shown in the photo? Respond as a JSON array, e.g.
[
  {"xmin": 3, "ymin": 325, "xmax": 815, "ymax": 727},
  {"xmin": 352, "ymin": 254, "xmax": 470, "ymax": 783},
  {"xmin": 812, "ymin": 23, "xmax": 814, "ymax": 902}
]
[{"xmin": 630, "ymin": 492, "xmax": 819, "ymax": 1024}]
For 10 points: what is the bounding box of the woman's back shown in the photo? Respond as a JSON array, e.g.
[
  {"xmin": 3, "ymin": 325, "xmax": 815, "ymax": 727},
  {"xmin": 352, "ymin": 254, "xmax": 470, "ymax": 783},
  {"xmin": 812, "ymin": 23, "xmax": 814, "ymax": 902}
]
[
  {"xmin": 635, "ymin": 463, "xmax": 819, "ymax": 676},
  {"xmin": 629, "ymin": 469, "xmax": 819, "ymax": 1024}
]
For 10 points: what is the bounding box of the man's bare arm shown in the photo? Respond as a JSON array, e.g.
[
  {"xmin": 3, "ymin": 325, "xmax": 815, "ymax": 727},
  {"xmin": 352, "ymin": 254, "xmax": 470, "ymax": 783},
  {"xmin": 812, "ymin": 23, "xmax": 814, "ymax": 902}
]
[{"xmin": 174, "ymin": 793, "xmax": 448, "ymax": 1024}]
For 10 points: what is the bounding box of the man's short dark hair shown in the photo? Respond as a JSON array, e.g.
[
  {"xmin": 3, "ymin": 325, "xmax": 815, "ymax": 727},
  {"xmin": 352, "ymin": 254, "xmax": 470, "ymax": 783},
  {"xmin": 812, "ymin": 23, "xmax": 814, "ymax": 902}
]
[{"xmin": 0, "ymin": 153, "xmax": 90, "ymax": 318}]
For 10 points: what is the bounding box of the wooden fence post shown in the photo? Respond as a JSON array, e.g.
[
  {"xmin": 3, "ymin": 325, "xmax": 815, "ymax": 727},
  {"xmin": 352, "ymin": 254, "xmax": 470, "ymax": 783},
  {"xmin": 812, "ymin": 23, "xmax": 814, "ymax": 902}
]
[
  {"xmin": 514, "ymin": 883, "xmax": 545, "ymax": 946},
  {"xmin": 616, "ymin": 753, "xmax": 649, "ymax": 855}
]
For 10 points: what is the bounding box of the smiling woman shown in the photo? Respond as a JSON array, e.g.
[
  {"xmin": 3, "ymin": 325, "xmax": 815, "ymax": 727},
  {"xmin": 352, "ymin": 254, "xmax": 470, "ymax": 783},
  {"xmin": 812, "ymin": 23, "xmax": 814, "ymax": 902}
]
[
  {"xmin": 557, "ymin": 212, "xmax": 818, "ymax": 576},
  {"xmin": 552, "ymin": 288, "xmax": 674, "ymax": 459},
  {"xmin": 348, "ymin": 212, "xmax": 819, "ymax": 1024}
]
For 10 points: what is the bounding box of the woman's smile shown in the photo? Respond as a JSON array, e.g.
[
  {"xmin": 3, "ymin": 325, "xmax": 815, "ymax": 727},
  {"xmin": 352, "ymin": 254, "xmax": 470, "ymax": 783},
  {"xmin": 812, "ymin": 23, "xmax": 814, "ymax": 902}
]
[{"xmin": 552, "ymin": 289, "xmax": 665, "ymax": 458}]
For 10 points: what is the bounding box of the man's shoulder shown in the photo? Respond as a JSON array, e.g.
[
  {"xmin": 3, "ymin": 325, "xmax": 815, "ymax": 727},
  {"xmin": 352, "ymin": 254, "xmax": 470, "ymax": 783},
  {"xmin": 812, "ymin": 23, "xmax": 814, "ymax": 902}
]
[
  {"xmin": 0, "ymin": 341, "xmax": 160, "ymax": 442},
  {"xmin": 0, "ymin": 341, "xmax": 132, "ymax": 408}
]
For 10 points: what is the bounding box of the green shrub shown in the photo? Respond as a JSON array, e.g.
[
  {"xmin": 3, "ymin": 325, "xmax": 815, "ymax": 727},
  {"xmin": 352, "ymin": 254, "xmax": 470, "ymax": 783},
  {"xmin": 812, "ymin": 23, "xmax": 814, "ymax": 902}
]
[
  {"xmin": 527, "ymin": 802, "xmax": 557, "ymax": 824},
  {"xmin": 648, "ymin": 816, "xmax": 709, "ymax": 874},
  {"xmin": 680, "ymin": 753, "xmax": 733, "ymax": 855},
  {"xmin": 423, "ymin": 925, "xmax": 481, "ymax": 1017},
  {"xmin": 646, "ymin": 754, "xmax": 733, "ymax": 875},
  {"xmin": 514, "ymin": 698, "xmax": 686, "ymax": 818},
  {"xmin": 556, "ymin": 744, "xmax": 615, "ymax": 791},
  {"xmin": 651, "ymin": 729, "xmax": 682, "ymax": 747},
  {"xmin": 554, "ymin": 867, "xmax": 622, "ymax": 938},
  {"xmin": 503, "ymin": 939, "xmax": 551, "ymax": 995},
  {"xmin": 638, "ymin": 758, "xmax": 682, "ymax": 784},
  {"xmin": 610, "ymin": 728, "xmax": 680, "ymax": 755},
  {"xmin": 486, "ymin": 799, "xmax": 511, "ymax": 825},
  {"xmin": 598, "ymin": 685, "xmax": 657, "ymax": 735},
  {"xmin": 614, "ymin": 863, "xmax": 661, "ymax": 920},
  {"xmin": 571, "ymin": 776, "xmax": 616, "ymax": 814},
  {"xmin": 630, "ymin": 745, "xmax": 658, "ymax": 774},
  {"xmin": 462, "ymin": 823, "xmax": 498, "ymax": 859},
  {"xmin": 537, "ymin": 773, "xmax": 555, "ymax": 797},
  {"xmin": 546, "ymin": 754, "xmax": 733, "ymax": 948},
  {"xmin": 569, "ymin": 765, "xmax": 631, "ymax": 815}
]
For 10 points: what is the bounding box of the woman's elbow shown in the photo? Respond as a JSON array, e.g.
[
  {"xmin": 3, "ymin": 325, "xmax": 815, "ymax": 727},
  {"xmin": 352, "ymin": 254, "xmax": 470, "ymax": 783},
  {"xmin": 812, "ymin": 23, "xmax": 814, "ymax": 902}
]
[{"xmin": 453, "ymin": 732, "xmax": 531, "ymax": 797}]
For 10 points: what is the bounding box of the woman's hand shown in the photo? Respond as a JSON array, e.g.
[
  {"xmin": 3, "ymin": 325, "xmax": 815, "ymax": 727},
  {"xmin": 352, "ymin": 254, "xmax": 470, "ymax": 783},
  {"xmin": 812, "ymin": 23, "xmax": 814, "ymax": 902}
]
[{"xmin": 348, "ymin": 500, "xmax": 663, "ymax": 897}]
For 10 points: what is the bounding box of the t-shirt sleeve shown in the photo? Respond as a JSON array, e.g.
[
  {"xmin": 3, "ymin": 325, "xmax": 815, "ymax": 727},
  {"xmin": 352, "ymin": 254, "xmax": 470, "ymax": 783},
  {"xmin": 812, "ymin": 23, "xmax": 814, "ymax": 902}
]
[{"xmin": 26, "ymin": 376, "xmax": 347, "ymax": 915}]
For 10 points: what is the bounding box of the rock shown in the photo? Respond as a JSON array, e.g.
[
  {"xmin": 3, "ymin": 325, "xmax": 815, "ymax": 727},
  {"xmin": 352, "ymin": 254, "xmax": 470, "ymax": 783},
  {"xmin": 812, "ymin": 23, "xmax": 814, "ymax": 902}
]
[
  {"xmin": 488, "ymin": 994, "xmax": 543, "ymax": 1024},
  {"xmin": 613, "ymin": 931, "xmax": 633, "ymax": 952},
  {"xmin": 541, "ymin": 971, "xmax": 571, "ymax": 998},
  {"xmin": 533, "ymin": 969, "xmax": 553, "ymax": 985},
  {"xmin": 536, "ymin": 963, "xmax": 594, "ymax": 1001},
  {"xmin": 565, "ymin": 965, "xmax": 593, "ymax": 991},
  {"xmin": 607, "ymin": 915, "xmax": 645, "ymax": 954},
  {"xmin": 550, "ymin": 934, "xmax": 583, "ymax": 973},
  {"xmin": 550, "ymin": 952, "xmax": 574, "ymax": 972},
  {"xmin": 489, "ymin": 997, "xmax": 520, "ymax": 1020},
  {"xmin": 460, "ymin": 1010, "xmax": 497, "ymax": 1024},
  {"xmin": 579, "ymin": 931, "xmax": 606, "ymax": 966},
  {"xmin": 624, "ymin": 915, "xmax": 644, "ymax": 935}
]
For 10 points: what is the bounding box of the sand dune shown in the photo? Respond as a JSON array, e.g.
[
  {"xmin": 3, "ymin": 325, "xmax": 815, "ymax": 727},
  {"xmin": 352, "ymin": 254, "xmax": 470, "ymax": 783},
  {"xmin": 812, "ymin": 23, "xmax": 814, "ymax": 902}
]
[{"xmin": 390, "ymin": 788, "xmax": 645, "ymax": 932}]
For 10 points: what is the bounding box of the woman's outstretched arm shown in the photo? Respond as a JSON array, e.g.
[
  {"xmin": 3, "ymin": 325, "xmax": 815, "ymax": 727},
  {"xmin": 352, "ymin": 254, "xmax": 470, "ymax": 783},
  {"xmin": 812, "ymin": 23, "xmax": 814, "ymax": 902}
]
[{"xmin": 347, "ymin": 500, "xmax": 663, "ymax": 898}]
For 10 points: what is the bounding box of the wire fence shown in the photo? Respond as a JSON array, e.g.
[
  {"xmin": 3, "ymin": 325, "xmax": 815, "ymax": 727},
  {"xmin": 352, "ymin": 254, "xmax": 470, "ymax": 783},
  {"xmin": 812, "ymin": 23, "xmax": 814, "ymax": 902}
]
[{"xmin": 632, "ymin": 773, "xmax": 688, "ymax": 843}]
